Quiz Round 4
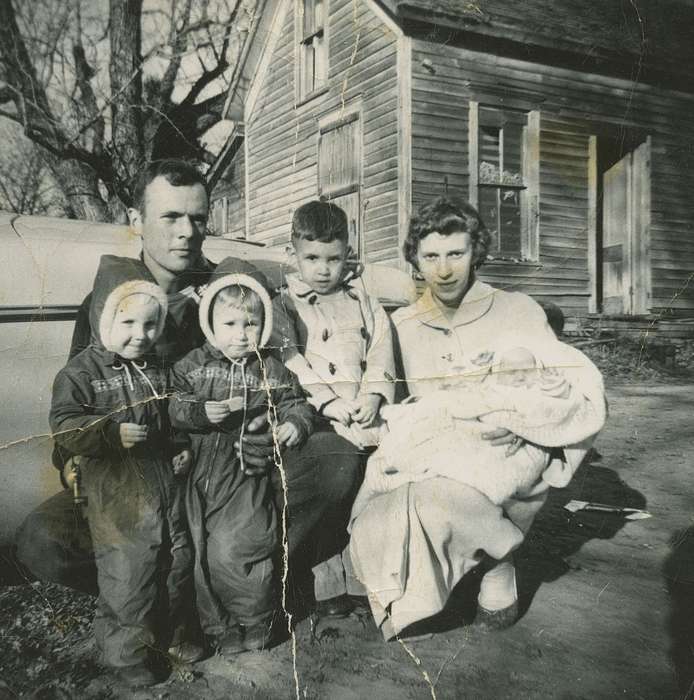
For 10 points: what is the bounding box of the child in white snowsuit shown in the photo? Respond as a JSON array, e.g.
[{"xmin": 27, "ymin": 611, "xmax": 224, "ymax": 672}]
[
  {"xmin": 271, "ymin": 201, "xmax": 395, "ymax": 617},
  {"xmin": 169, "ymin": 258, "xmax": 314, "ymax": 654},
  {"xmin": 49, "ymin": 255, "xmax": 192, "ymax": 686}
]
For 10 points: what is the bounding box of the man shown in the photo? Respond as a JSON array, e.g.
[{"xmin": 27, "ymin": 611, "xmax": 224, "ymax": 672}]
[{"xmin": 15, "ymin": 159, "xmax": 362, "ymax": 650}]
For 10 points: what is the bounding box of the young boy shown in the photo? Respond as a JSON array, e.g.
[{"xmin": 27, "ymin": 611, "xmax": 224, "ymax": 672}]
[
  {"xmin": 169, "ymin": 258, "xmax": 314, "ymax": 655},
  {"xmin": 271, "ymin": 201, "xmax": 396, "ymax": 617},
  {"xmin": 49, "ymin": 255, "xmax": 193, "ymax": 687}
]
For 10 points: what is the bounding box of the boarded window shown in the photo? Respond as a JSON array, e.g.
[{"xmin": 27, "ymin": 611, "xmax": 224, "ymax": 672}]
[
  {"xmin": 318, "ymin": 113, "xmax": 361, "ymax": 256},
  {"xmin": 298, "ymin": 0, "xmax": 327, "ymax": 99},
  {"xmin": 474, "ymin": 107, "xmax": 529, "ymax": 258}
]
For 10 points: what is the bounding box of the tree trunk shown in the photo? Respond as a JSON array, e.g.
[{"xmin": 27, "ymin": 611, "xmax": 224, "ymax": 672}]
[{"xmin": 50, "ymin": 159, "xmax": 111, "ymax": 222}]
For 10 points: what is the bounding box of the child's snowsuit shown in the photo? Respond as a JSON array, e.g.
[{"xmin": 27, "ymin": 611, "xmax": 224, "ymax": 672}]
[
  {"xmin": 169, "ymin": 261, "xmax": 314, "ymax": 639},
  {"xmin": 49, "ymin": 255, "xmax": 192, "ymax": 669}
]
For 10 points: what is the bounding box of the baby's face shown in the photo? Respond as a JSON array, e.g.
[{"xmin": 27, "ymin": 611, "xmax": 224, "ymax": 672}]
[
  {"xmin": 292, "ymin": 237, "xmax": 348, "ymax": 295},
  {"xmin": 110, "ymin": 294, "xmax": 160, "ymax": 359},
  {"xmin": 212, "ymin": 302, "xmax": 262, "ymax": 359},
  {"xmin": 495, "ymin": 347, "xmax": 538, "ymax": 387}
]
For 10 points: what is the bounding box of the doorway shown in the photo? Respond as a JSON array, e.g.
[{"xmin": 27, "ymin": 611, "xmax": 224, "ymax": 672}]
[{"xmin": 595, "ymin": 135, "xmax": 651, "ymax": 315}]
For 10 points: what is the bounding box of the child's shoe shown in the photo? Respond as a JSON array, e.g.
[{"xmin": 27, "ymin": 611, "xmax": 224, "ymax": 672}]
[
  {"xmin": 217, "ymin": 626, "xmax": 245, "ymax": 658},
  {"xmin": 349, "ymin": 594, "xmax": 371, "ymax": 614},
  {"xmin": 315, "ymin": 594, "xmax": 354, "ymax": 618},
  {"xmin": 168, "ymin": 640, "xmax": 205, "ymax": 664},
  {"xmin": 115, "ymin": 663, "xmax": 158, "ymax": 688},
  {"xmin": 242, "ymin": 619, "xmax": 273, "ymax": 651}
]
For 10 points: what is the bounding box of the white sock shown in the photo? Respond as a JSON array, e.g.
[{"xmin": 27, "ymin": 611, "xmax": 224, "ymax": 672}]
[{"xmin": 478, "ymin": 560, "xmax": 518, "ymax": 611}]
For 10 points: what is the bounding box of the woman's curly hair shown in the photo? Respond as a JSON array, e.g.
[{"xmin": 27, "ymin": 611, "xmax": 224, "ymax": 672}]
[{"xmin": 404, "ymin": 196, "xmax": 491, "ymax": 270}]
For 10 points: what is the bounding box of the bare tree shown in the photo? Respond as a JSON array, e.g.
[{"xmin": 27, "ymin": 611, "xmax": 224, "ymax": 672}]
[
  {"xmin": 0, "ymin": 0, "xmax": 255, "ymax": 221},
  {"xmin": 0, "ymin": 118, "xmax": 69, "ymax": 216}
]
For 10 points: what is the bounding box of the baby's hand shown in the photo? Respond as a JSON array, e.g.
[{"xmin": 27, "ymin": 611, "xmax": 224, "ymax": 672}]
[
  {"xmin": 322, "ymin": 398, "xmax": 354, "ymax": 426},
  {"xmin": 172, "ymin": 449, "xmax": 192, "ymax": 476},
  {"xmin": 351, "ymin": 393, "xmax": 383, "ymax": 426},
  {"xmin": 120, "ymin": 423, "xmax": 148, "ymax": 449},
  {"xmin": 276, "ymin": 422, "xmax": 300, "ymax": 448},
  {"xmin": 205, "ymin": 401, "xmax": 232, "ymax": 424}
]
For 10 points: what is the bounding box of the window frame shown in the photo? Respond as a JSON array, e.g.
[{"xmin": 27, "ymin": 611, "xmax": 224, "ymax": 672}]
[
  {"xmin": 317, "ymin": 105, "xmax": 363, "ymax": 257},
  {"xmin": 296, "ymin": 0, "xmax": 329, "ymax": 104},
  {"xmin": 469, "ymin": 102, "xmax": 540, "ymax": 262}
]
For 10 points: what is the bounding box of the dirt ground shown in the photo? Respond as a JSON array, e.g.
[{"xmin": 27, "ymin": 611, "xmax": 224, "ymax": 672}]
[{"xmin": 1, "ymin": 380, "xmax": 693, "ymax": 700}]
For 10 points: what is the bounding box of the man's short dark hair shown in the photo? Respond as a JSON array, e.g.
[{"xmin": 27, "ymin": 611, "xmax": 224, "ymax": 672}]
[
  {"xmin": 291, "ymin": 200, "xmax": 349, "ymax": 244},
  {"xmin": 131, "ymin": 159, "xmax": 208, "ymax": 215},
  {"xmin": 404, "ymin": 196, "xmax": 491, "ymax": 270}
]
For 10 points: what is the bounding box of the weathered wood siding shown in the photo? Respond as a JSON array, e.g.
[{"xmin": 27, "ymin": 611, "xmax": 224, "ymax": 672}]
[
  {"xmin": 411, "ymin": 40, "xmax": 694, "ymax": 315},
  {"xmin": 211, "ymin": 146, "xmax": 246, "ymax": 239},
  {"xmin": 245, "ymin": 0, "xmax": 400, "ymax": 264}
]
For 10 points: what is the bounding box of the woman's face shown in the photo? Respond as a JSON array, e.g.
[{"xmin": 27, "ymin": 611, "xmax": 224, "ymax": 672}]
[{"xmin": 416, "ymin": 231, "xmax": 474, "ymax": 308}]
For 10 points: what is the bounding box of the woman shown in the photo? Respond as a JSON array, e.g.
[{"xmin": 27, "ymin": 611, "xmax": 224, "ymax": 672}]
[{"xmin": 349, "ymin": 196, "xmax": 606, "ymax": 640}]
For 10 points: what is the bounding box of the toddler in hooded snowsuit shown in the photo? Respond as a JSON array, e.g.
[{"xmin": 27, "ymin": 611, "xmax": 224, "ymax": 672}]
[
  {"xmin": 169, "ymin": 258, "xmax": 314, "ymax": 653},
  {"xmin": 49, "ymin": 255, "xmax": 192, "ymax": 680}
]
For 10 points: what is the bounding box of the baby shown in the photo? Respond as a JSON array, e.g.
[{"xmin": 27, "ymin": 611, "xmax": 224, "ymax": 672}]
[{"xmin": 370, "ymin": 346, "xmax": 578, "ymax": 505}]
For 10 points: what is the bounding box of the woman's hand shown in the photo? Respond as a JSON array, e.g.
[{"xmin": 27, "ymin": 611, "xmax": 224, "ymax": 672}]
[
  {"xmin": 120, "ymin": 423, "xmax": 148, "ymax": 449},
  {"xmin": 351, "ymin": 393, "xmax": 383, "ymax": 426},
  {"xmin": 481, "ymin": 427, "xmax": 525, "ymax": 456},
  {"xmin": 277, "ymin": 422, "xmax": 300, "ymax": 448},
  {"xmin": 235, "ymin": 413, "xmax": 275, "ymax": 476}
]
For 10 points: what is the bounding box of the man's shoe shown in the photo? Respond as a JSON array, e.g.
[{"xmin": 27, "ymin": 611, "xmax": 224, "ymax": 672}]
[
  {"xmin": 115, "ymin": 663, "xmax": 158, "ymax": 688},
  {"xmin": 168, "ymin": 640, "xmax": 205, "ymax": 664},
  {"xmin": 218, "ymin": 626, "xmax": 245, "ymax": 657},
  {"xmin": 474, "ymin": 600, "xmax": 519, "ymax": 630},
  {"xmin": 315, "ymin": 594, "xmax": 354, "ymax": 619},
  {"xmin": 242, "ymin": 620, "xmax": 273, "ymax": 651}
]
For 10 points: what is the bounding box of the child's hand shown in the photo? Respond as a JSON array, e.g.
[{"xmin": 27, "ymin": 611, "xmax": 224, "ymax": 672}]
[
  {"xmin": 120, "ymin": 423, "xmax": 148, "ymax": 449},
  {"xmin": 172, "ymin": 449, "xmax": 192, "ymax": 476},
  {"xmin": 276, "ymin": 422, "xmax": 300, "ymax": 448},
  {"xmin": 322, "ymin": 398, "xmax": 354, "ymax": 426},
  {"xmin": 351, "ymin": 394, "xmax": 383, "ymax": 426},
  {"xmin": 205, "ymin": 401, "xmax": 232, "ymax": 424}
]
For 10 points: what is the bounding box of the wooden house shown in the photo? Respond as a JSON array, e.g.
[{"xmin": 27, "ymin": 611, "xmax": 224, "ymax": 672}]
[{"xmin": 209, "ymin": 0, "xmax": 694, "ymax": 320}]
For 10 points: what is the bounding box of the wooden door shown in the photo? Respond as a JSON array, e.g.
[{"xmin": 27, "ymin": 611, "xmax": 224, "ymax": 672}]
[
  {"xmin": 601, "ymin": 140, "xmax": 650, "ymax": 314},
  {"xmin": 602, "ymin": 155, "xmax": 630, "ymax": 313}
]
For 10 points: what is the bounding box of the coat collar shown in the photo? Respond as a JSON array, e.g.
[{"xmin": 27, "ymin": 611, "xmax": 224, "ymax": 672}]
[
  {"xmin": 285, "ymin": 272, "xmax": 357, "ymax": 300},
  {"xmin": 413, "ymin": 279, "xmax": 496, "ymax": 330}
]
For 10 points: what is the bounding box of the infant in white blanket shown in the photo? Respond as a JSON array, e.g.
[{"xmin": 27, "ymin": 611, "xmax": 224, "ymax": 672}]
[{"xmin": 370, "ymin": 346, "xmax": 576, "ymax": 505}]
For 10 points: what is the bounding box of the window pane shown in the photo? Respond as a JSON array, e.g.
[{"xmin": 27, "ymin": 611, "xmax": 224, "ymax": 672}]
[
  {"xmin": 319, "ymin": 118, "xmax": 359, "ymax": 193},
  {"xmin": 502, "ymin": 122, "xmax": 524, "ymax": 184},
  {"xmin": 303, "ymin": 0, "xmax": 316, "ymax": 36},
  {"xmin": 479, "ymin": 126, "xmax": 500, "ymax": 184},
  {"xmin": 479, "ymin": 187, "xmax": 499, "ymax": 253},
  {"xmin": 499, "ymin": 188, "xmax": 521, "ymax": 255}
]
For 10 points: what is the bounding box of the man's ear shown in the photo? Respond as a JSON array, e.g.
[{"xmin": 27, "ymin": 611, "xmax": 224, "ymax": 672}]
[{"xmin": 128, "ymin": 207, "xmax": 144, "ymax": 235}]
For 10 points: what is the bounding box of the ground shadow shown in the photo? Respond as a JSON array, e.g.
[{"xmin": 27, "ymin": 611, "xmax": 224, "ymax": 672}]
[
  {"xmin": 393, "ymin": 453, "xmax": 647, "ymax": 637},
  {"xmin": 663, "ymin": 526, "xmax": 694, "ymax": 700}
]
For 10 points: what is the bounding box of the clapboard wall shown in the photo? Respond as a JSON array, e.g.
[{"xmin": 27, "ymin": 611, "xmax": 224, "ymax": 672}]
[
  {"xmin": 245, "ymin": 0, "xmax": 401, "ymax": 264},
  {"xmin": 410, "ymin": 39, "xmax": 694, "ymax": 315}
]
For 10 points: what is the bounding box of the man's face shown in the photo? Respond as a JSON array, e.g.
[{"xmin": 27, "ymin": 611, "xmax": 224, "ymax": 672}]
[
  {"xmin": 129, "ymin": 176, "xmax": 208, "ymax": 283},
  {"xmin": 292, "ymin": 238, "xmax": 348, "ymax": 295},
  {"xmin": 108, "ymin": 294, "xmax": 160, "ymax": 359}
]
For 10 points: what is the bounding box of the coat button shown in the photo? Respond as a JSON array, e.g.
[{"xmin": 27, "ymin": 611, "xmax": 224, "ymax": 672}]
[
  {"xmin": 360, "ymin": 326, "xmax": 369, "ymax": 340},
  {"xmin": 328, "ymin": 362, "xmax": 336, "ymax": 375},
  {"xmin": 322, "ymin": 328, "xmax": 329, "ymax": 341},
  {"xmin": 443, "ymin": 329, "xmax": 452, "ymax": 336},
  {"xmin": 360, "ymin": 360, "xmax": 367, "ymax": 372},
  {"xmin": 308, "ymin": 295, "xmax": 317, "ymax": 305}
]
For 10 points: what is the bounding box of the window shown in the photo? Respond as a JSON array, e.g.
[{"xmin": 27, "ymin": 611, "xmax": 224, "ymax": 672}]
[
  {"xmin": 298, "ymin": 0, "xmax": 327, "ymax": 100},
  {"xmin": 470, "ymin": 104, "xmax": 539, "ymax": 260},
  {"xmin": 318, "ymin": 111, "xmax": 361, "ymax": 256}
]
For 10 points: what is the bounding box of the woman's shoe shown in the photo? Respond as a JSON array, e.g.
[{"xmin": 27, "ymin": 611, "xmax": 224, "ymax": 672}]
[
  {"xmin": 168, "ymin": 640, "xmax": 205, "ymax": 664},
  {"xmin": 474, "ymin": 600, "xmax": 519, "ymax": 630},
  {"xmin": 315, "ymin": 594, "xmax": 354, "ymax": 618}
]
